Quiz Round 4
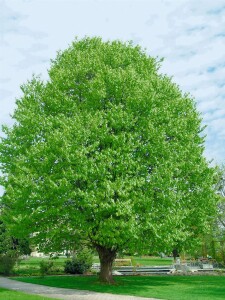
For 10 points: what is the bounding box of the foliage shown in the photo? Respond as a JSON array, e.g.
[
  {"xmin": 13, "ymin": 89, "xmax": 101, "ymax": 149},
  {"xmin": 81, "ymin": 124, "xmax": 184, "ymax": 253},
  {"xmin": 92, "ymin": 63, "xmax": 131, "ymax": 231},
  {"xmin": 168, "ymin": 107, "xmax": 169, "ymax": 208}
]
[
  {"xmin": 39, "ymin": 260, "xmax": 54, "ymax": 277},
  {"xmin": 0, "ymin": 219, "xmax": 13, "ymax": 255},
  {"xmin": 216, "ymin": 165, "xmax": 225, "ymax": 239},
  {"xmin": 0, "ymin": 217, "xmax": 31, "ymax": 256},
  {"xmin": 76, "ymin": 247, "xmax": 93, "ymax": 266},
  {"xmin": 14, "ymin": 275, "xmax": 225, "ymax": 300},
  {"xmin": 64, "ymin": 248, "xmax": 93, "ymax": 274},
  {"xmin": 64, "ymin": 258, "xmax": 87, "ymax": 274},
  {"xmin": 0, "ymin": 254, "xmax": 17, "ymax": 275},
  {"xmin": 16, "ymin": 238, "xmax": 32, "ymax": 255},
  {"xmin": 0, "ymin": 217, "xmax": 20, "ymax": 275},
  {"xmin": 200, "ymin": 165, "xmax": 225, "ymax": 263},
  {"xmin": 0, "ymin": 37, "xmax": 218, "ymax": 282}
]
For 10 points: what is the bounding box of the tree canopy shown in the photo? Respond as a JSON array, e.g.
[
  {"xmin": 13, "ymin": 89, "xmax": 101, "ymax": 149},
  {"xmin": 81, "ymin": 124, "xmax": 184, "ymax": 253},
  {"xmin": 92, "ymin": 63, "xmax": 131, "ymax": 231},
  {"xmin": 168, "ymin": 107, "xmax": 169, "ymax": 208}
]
[{"xmin": 0, "ymin": 37, "xmax": 218, "ymax": 282}]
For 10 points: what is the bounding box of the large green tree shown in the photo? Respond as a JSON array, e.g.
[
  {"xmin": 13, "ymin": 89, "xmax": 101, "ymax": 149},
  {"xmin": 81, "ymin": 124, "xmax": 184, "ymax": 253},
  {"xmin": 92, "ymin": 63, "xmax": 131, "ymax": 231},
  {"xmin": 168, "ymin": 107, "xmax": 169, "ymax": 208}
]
[{"xmin": 0, "ymin": 37, "xmax": 218, "ymax": 282}]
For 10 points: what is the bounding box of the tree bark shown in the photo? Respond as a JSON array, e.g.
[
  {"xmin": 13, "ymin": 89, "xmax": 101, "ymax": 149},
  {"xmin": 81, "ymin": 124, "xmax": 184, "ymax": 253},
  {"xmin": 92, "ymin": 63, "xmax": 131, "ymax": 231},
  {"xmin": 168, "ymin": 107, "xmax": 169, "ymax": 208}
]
[{"xmin": 95, "ymin": 245, "xmax": 117, "ymax": 284}]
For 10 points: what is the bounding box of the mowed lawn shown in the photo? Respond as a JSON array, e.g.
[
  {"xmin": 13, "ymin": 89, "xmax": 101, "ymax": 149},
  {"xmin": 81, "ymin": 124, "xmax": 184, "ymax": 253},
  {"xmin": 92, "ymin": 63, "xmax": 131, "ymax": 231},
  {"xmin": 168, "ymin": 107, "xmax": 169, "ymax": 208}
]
[
  {"xmin": 14, "ymin": 275, "xmax": 225, "ymax": 300},
  {"xmin": 133, "ymin": 257, "xmax": 173, "ymax": 266},
  {"xmin": 0, "ymin": 287, "xmax": 56, "ymax": 300}
]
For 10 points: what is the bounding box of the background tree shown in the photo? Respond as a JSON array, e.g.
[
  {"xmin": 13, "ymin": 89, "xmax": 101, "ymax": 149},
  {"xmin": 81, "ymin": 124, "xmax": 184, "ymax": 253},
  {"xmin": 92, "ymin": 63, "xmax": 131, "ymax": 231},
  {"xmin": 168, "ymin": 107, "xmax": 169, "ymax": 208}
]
[
  {"xmin": 216, "ymin": 165, "xmax": 225, "ymax": 230},
  {"xmin": 0, "ymin": 215, "xmax": 31, "ymax": 256},
  {"xmin": 0, "ymin": 214, "xmax": 31, "ymax": 275},
  {"xmin": 0, "ymin": 218, "xmax": 13, "ymax": 255},
  {"xmin": 187, "ymin": 165, "xmax": 225, "ymax": 264},
  {"xmin": 0, "ymin": 37, "xmax": 218, "ymax": 283},
  {"xmin": 210, "ymin": 203, "xmax": 225, "ymax": 263},
  {"xmin": 217, "ymin": 166, "xmax": 225, "ymax": 263},
  {"xmin": 199, "ymin": 165, "xmax": 225, "ymax": 263}
]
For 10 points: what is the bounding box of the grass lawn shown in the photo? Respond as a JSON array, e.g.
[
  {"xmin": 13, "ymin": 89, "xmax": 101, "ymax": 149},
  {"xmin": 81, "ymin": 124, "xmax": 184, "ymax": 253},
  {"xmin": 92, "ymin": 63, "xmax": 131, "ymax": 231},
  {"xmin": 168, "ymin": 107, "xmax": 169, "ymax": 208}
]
[
  {"xmin": 0, "ymin": 287, "xmax": 56, "ymax": 300},
  {"xmin": 132, "ymin": 256, "xmax": 173, "ymax": 266},
  {"xmin": 14, "ymin": 275, "xmax": 225, "ymax": 300}
]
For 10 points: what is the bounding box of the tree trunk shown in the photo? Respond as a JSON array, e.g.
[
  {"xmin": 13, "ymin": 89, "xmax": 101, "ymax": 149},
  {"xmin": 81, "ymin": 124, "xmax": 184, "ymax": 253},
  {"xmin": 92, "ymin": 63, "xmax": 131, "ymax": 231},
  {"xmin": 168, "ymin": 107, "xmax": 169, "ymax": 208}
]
[{"xmin": 95, "ymin": 245, "xmax": 117, "ymax": 284}]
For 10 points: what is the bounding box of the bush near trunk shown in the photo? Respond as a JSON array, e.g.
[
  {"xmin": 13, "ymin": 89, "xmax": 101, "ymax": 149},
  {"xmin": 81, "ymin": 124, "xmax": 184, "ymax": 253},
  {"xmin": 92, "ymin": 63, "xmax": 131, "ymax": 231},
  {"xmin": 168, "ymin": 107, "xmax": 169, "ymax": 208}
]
[{"xmin": 64, "ymin": 248, "xmax": 93, "ymax": 274}]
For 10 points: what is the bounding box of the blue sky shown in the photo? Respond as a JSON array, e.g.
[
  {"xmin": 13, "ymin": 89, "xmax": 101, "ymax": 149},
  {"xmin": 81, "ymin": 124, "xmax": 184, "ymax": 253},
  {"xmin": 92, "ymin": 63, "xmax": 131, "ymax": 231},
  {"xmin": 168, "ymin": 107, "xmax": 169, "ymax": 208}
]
[{"xmin": 1, "ymin": 0, "xmax": 225, "ymax": 174}]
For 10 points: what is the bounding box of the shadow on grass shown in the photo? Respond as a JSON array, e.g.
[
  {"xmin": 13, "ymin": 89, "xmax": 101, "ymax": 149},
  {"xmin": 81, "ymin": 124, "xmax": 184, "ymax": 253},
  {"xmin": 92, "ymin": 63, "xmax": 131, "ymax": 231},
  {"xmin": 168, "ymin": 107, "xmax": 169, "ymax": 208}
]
[{"xmin": 0, "ymin": 287, "xmax": 9, "ymax": 292}]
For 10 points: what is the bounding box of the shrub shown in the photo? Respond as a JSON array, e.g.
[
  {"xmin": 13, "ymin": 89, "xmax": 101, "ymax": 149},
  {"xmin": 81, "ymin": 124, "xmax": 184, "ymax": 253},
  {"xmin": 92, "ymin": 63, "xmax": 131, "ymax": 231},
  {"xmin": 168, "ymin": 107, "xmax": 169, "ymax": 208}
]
[
  {"xmin": 0, "ymin": 254, "xmax": 17, "ymax": 275},
  {"xmin": 77, "ymin": 248, "xmax": 93, "ymax": 266},
  {"xmin": 64, "ymin": 258, "xmax": 85, "ymax": 274},
  {"xmin": 64, "ymin": 248, "xmax": 93, "ymax": 274},
  {"xmin": 39, "ymin": 260, "xmax": 54, "ymax": 277}
]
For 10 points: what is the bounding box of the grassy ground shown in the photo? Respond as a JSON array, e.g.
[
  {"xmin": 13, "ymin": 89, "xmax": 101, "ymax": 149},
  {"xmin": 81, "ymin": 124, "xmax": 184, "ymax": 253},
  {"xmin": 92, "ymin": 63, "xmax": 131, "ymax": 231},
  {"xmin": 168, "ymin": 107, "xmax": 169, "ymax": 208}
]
[
  {"xmin": 14, "ymin": 275, "xmax": 225, "ymax": 300},
  {"xmin": 132, "ymin": 256, "xmax": 173, "ymax": 266},
  {"xmin": 14, "ymin": 257, "xmax": 66, "ymax": 276},
  {"xmin": 0, "ymin": 287, "xmax": 56, "ymax": 300},
  {"xmin": 14, "ymin": 256, "xmax": 173, "ymax": 276}
]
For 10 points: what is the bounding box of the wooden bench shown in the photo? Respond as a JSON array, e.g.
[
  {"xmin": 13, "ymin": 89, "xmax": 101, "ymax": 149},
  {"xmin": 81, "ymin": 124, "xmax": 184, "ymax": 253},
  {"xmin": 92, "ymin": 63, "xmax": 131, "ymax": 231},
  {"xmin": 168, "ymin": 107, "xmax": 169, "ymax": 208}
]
[{"xmin": 114, "ymin": 258, "xmax": 132, "ymax": 266}]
